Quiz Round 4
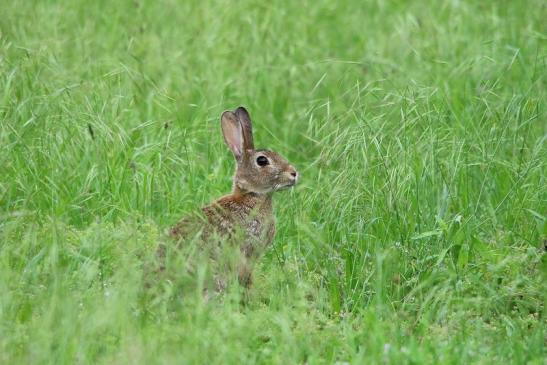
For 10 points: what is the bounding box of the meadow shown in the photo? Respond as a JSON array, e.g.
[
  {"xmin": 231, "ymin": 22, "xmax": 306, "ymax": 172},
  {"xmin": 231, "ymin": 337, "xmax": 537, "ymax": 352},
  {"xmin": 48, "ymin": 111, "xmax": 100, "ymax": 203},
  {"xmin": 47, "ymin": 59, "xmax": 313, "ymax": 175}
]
[{"xmin": 1, "ymin": 0, "xmax": 545, "ymax": 363}]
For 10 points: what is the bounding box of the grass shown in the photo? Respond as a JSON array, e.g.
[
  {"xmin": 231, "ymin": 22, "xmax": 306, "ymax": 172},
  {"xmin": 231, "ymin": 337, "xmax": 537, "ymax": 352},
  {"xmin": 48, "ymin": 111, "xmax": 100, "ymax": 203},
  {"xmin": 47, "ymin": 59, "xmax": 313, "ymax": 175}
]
[{"xmin": 1, "ymin": 0, "xmax": 546, "ymax": 363}]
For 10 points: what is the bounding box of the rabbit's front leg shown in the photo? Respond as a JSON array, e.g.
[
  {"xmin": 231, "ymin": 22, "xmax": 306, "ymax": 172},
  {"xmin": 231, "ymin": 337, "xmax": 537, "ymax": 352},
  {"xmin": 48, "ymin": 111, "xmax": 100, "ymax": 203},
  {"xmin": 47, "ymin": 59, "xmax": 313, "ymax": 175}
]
[{"xmin": 238, "ymin": 257, "xmax": 253, "ymax": 288}]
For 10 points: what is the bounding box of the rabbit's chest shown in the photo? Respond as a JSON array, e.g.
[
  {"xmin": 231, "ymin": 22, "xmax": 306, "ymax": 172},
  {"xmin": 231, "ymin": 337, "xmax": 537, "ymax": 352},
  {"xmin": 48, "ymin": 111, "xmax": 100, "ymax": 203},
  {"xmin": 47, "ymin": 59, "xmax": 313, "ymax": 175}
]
[
  {"xmin": 239, "ymin": 216, "xmax": 275, "ymax": 257},
  {"xmin": 205, "ymin": 196, "xmax": 276, "ymax": 256},
  {"xmin": 243, "ymin": 216, "xmax": 275, "ymax": 242},
  {"xmin": 208, "ymin": 211, "xmax": 275, "ymax": 258}
]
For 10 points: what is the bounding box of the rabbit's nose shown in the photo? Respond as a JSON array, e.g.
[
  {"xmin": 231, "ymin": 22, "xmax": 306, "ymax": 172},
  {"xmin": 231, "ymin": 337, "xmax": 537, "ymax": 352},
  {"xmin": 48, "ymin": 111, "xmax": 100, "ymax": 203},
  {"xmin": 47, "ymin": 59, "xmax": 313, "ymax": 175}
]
[{"xmin": 288, "ymin": 166, "xmax": 298, "ymax": 180}]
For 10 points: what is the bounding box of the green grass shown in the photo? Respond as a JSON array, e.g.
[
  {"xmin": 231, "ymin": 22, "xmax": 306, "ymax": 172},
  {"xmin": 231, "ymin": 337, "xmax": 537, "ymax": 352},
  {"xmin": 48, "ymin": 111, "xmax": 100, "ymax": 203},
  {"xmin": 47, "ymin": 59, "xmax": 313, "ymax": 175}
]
[{"xmin": 1, "ymin": 0, "xmax": 546, "ymax": 363}]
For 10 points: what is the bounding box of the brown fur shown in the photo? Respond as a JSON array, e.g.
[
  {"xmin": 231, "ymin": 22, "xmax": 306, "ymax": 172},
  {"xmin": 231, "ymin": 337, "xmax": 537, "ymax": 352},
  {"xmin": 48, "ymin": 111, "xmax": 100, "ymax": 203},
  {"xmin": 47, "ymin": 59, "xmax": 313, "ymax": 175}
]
[{"xmin": 165, "ymin": 107, "xmax": 297, "ymax": 290}]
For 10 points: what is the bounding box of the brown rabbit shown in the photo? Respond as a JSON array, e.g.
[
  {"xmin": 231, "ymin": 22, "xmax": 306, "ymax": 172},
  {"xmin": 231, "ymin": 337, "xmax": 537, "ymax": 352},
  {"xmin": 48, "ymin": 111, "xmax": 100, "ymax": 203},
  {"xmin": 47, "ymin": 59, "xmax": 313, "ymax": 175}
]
[{"xmin": 165, "ymin": 107, "xmax": 298, "ymax": 290}]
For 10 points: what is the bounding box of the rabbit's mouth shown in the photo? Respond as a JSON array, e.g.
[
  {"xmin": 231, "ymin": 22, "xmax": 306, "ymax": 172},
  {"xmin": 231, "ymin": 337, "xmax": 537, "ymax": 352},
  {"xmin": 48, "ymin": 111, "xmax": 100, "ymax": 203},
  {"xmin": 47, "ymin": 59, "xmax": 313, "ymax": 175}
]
[{"xmin": 277, "ymin": 180, "xmax": 297, "ymax": 190}]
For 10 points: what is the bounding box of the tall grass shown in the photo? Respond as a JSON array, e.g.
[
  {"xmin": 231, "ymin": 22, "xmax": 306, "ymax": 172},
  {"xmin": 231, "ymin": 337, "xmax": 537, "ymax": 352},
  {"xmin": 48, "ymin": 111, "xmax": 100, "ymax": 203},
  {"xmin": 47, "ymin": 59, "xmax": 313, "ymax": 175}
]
[{"xmin": 1, "ymin": 0, "xmax": 545, "ymax": 363}]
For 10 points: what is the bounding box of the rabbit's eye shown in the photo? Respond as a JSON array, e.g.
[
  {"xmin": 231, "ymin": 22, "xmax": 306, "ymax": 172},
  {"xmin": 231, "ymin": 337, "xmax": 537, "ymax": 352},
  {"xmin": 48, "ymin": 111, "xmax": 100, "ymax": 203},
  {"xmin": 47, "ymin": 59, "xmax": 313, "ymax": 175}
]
[{"xmin": 256, "ymin": 156, "xmax": 269, "ymax": 166}]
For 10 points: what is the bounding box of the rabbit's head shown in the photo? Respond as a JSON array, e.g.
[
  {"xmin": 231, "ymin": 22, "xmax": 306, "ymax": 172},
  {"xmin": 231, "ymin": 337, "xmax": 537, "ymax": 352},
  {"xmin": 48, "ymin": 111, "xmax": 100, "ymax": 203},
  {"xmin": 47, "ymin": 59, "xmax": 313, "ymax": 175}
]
[{"xmin": 221, "ymin": 107, "xmax": 298, "ymax": 195}]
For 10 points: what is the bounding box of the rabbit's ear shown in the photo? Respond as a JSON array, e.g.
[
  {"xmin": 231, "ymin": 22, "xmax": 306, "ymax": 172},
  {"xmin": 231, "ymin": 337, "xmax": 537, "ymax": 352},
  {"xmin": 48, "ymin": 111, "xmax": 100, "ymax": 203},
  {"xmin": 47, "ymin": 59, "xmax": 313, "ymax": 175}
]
[
  {"xmin": 235, "ymin": 106, "xmax": 254, "ymax": 150},
  {"xmin": 221, "ymin": 111, "xmax": 243, "ymax": 161}
]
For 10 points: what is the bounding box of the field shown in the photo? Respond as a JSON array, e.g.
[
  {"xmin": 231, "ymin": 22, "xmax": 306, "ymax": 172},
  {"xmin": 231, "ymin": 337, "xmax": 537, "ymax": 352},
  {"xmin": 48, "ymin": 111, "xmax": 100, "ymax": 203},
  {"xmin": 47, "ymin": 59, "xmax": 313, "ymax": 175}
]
[{"xmin": 1, "ymin": 0, "xmax": 546, "ymax": 363}]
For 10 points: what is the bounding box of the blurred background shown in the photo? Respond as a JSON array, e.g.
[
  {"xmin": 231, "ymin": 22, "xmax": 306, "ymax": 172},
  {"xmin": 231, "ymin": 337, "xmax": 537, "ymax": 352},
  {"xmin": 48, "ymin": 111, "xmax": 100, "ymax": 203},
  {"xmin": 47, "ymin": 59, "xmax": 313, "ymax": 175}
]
[{"xmin": 1, "ymin": 0, "xmax": 545, "ymax": 363}]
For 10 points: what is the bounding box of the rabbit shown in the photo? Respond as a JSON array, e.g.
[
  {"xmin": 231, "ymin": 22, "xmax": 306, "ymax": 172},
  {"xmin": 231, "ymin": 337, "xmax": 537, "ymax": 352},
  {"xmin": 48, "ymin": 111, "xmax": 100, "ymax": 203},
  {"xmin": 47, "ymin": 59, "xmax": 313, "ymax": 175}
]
[{"xmin": 164, "ymin": 106, "xmax": 298, "ymax": 291}]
